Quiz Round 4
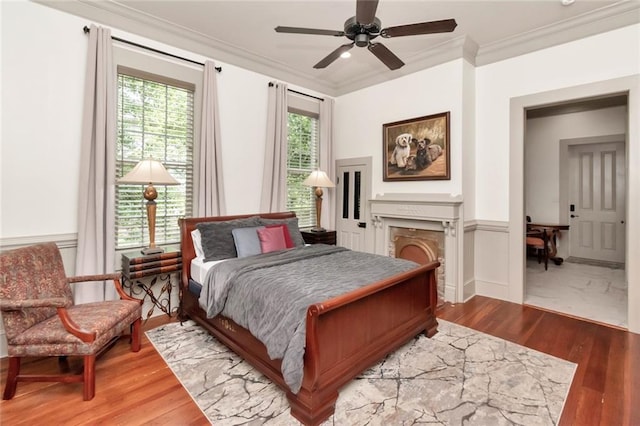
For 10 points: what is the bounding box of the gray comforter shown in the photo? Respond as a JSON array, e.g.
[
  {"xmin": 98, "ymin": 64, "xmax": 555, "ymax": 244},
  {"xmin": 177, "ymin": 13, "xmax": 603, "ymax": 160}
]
[{"xmin": 199, "ymin": 244, "xmax": 418, "ymax": 393}]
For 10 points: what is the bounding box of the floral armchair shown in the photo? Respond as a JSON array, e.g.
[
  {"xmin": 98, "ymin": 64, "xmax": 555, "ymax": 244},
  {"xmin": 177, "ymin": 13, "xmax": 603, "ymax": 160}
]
[{"xmin": 0, "ymin": 242, "xmax": 142, "ymax": 400}]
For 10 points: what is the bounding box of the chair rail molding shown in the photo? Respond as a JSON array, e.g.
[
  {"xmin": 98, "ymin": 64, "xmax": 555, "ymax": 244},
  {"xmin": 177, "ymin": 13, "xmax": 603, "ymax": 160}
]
[{"xmin": 0, "ymin": 233, "xmax": 78, "ymax": 251}]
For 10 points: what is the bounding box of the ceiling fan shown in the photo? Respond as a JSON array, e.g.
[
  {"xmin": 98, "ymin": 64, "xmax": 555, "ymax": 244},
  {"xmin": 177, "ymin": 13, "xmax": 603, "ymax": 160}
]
[{"xmin": 275, "ymin": 0, "xmax": 457, "ymax": 70}]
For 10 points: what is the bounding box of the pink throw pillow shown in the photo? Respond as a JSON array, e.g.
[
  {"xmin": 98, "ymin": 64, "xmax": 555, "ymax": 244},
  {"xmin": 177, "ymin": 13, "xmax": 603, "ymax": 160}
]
[
  {"xmin": 265, "ymin": 224, "xmax": 294, "ymax": 248},
  {"xmin": 257, "ymin": 226, "xmax": 288, "ymax": 253}
]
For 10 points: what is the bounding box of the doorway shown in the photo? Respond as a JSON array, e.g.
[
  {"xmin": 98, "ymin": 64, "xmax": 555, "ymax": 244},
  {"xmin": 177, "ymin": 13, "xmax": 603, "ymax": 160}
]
[{"xmin": 523, "ymin": 97, "xmax": 628, "ymax": 328}]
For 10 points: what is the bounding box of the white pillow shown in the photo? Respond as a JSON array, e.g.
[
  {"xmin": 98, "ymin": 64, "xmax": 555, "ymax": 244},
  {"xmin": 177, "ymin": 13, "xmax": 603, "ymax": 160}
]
[{"xmin": 191, "ymin": 229, "xmax": 205, "ymax": 258}]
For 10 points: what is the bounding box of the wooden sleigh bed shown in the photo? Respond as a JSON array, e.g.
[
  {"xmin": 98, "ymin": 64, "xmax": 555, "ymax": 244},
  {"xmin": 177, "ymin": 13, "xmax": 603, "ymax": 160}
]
[{"xmin": 178, "ymin": 212, "xmax": 439, "ymax": 425}]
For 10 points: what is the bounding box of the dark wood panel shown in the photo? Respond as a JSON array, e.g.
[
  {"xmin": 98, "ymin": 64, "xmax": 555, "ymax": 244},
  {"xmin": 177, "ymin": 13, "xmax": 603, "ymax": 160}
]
[
  {"xmin": 301, "ymin": 230, "xmax": 336, "ymax": 245},
  {"xmin": 124, "ymin": 264, "xmax": 182, "ymax": 279},
  {"xmin": 121, "ymin": 246, "xmax": 182, "ymax": 279}
]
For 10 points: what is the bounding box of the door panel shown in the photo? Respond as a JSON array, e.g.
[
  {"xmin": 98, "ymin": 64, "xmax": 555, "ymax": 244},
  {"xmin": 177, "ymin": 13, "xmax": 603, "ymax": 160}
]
[
  {"xmin": 336, "ymin": 162, "xmax": 369, "ymax": 251},
  {"xmin": 569, "ymin": 142, "xmax": 625, "ymax": 262}
]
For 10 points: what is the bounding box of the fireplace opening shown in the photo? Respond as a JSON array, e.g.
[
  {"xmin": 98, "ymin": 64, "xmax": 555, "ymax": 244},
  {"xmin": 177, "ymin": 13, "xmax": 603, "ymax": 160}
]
[{"xmin": 389, "ymin": 227, "xmax": 445, "ymax": 306}]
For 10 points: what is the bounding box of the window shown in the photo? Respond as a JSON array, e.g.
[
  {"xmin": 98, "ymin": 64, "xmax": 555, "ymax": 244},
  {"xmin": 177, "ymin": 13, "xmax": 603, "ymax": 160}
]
[
  {"xmin": 115, "ymin": 68, "xmax": 194, "ymax": 249},
  {"xmin": 287, "ymin": 108, "xmax": 319, "ymax": 228}
]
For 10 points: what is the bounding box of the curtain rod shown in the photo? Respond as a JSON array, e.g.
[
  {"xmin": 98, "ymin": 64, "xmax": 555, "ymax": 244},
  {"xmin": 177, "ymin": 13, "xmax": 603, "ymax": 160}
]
[
  {"xmin": 268, "ymin": 82, "xmax": 324, "ymax": 102},
  {"xmin": 83, "ymin": 26, "xmax": 221, "ymax": 72}
]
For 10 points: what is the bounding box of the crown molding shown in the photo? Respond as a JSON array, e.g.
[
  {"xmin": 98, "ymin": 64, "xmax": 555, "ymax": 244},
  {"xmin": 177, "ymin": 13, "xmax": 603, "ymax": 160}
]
[
  {"xmin": 34, "ymin": 0, "xmax": 339, "ymax": 96},
  {"xmin": 476, "ymin": 1, "xmax": 640, "ymax": 66},
  {"xmin": 35, "ymin": 0, "xmax": 640, "ymax": 96}
]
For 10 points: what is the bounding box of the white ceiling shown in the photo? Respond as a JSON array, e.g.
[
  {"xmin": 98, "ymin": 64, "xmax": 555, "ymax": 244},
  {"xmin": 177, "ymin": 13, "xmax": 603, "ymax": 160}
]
[{"xmin": 40, "ymin": 0, "xmax": 640, "ymax": 96}]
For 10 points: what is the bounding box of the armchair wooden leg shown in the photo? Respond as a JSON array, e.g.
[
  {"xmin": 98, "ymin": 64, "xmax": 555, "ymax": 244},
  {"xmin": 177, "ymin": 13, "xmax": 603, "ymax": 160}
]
[
  {"xmin": 3, "ymin": 357, "xmax": 19, "ymax": 400},
  {"xmin": 83, "ymin": 355, "xmax": 96, "ymax": 401},
  {"xmin": 131, "ymin": 318, "xmax": 142, "ymax": 352}
]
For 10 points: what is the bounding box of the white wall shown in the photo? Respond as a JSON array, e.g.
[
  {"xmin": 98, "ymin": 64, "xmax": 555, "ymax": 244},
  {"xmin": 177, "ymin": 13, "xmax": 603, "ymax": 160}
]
[
  {"xmin": 334, "ymin": 59, "xmax": 466, "ymax": 198},
  {"xmin": 1, "ymin": 1, "xmax": 88, "ymax": 238},
  {"xmin": 476, "ymin": 25, "xmax": 640, "ymax": 332},
  {"xmin": 324, "ymin": 24, "xmax": 640, "ymax": 330},
  {"xmin": 525, "ymin": 106, "xmax": 627, "ymax": 225},
  {"xmin": 2, "ymin": 1, "xmax": 639, "ymax": 332},
  {"xmin": 0, "ymin": 0, "xmax": 331, "ymax": 356},
  {"xmin": 476, "ymin": 24, "xmax": 639, "ymax": 222},
  {"xmin": 0, "ymin": 1, "xmax": 328, "ymax": 241}
]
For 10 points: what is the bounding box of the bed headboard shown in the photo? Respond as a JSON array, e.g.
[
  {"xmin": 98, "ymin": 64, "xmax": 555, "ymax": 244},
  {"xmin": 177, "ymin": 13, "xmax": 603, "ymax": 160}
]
[{"xmin": 178, "ymin": 211, "xmax": 297, "ymax": 289}]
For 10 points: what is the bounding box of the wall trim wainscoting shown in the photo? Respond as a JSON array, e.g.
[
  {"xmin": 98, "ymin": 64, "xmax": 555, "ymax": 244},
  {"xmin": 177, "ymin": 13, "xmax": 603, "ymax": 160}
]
[
  {"xmin": 463, "ymin": 222, "xmax": 476, "ymax": 302},
  {"xmin": 467, "ymin": 219, "xmax": 510, "ymax": 301},
  {"xmin": 0, "ymin": 233, "xmax": 79, "ymax": 251}
]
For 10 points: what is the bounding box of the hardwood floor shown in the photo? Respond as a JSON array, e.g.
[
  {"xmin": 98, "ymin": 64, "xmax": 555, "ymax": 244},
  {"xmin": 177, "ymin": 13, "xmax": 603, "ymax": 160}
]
[
  {"xmin": 438, "ymin": 297, "xmax": 640, "ymax": 426},
  {"xmin": 1, "ymin": 296, "xmax": 638, "ymax": 425}
]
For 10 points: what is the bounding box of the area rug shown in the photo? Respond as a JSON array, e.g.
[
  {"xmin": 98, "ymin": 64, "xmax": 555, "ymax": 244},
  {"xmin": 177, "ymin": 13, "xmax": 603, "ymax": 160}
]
[{"xmin": 146, "ymin": 319, "xmax": 576, "ymax": 425}]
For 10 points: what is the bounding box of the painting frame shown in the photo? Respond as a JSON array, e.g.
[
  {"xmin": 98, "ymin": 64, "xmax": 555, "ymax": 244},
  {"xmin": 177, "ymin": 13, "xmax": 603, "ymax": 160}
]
[{"xmin": 383, "ymin": 111, "xmax": 450, "ymax": 181}]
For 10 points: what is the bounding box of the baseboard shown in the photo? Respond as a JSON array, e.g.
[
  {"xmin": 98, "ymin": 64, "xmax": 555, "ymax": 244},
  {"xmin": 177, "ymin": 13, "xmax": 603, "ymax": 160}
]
[
  {"xmin": 463, "ymin": 279, "xmax": 476, "ymax": 302},
  {"xmin": 444, "ymin": 283, "xmax": 457, "ymax": 303},
  {"xmin": 474, "ymin": 279, "xmax": 510, "ymax": 301}
]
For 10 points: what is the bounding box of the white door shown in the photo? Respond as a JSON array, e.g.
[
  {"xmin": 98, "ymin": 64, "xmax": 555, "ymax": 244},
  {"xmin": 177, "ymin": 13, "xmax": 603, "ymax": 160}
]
[
  {"xmin": 336, "ymin": 158, "xmax": 370, "ymax": 251},
  {"xmin": 568, "ymin": 142, "xmax": 626, "ymax": 262}
]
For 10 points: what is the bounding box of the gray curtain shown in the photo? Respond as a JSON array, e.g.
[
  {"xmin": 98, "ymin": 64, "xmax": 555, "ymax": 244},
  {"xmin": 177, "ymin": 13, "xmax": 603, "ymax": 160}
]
[
  {"xmin": 75, "ymin": 24, "xmax": 117, "ymax": 303},
  {"xmin": 195, "ymin": 60, "xmax": 226, "ymax": 216},
  {"xmin": 260, "ymin": 82, "xmax": 288, "ymax": 212},
  {"xmin": 319, "ymin": 97, "xmax": 335, "ymax": 231}
]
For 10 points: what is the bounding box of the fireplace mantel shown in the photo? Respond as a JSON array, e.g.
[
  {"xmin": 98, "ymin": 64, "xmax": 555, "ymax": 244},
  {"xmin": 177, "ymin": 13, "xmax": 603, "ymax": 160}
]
[
  {"xmin": 370, "ymin": 193, "xmax": 462, "ymax": 228},
  {"xmin": 369, "ymin": 193, "xmax": 464, "ymax": 303}
]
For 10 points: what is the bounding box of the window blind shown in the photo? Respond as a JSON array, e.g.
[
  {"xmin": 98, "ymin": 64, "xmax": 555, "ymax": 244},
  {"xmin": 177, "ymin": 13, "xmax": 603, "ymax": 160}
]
[
  {"xmin": 287, "ymin": 110, "xmax": 319, "ymax": 228},
  {"xmin": 115, "ymin": 70, "xmax": 194, "ymax": 249}
]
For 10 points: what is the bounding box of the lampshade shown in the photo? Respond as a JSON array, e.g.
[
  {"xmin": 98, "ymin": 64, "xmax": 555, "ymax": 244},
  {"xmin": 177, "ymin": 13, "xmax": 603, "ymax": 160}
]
[
  {"xmin": 303, "ymin": 170, "xmax": 335, "ymax": 188},
  {"xmin": 118, "ymin": 158, "xmax": 179, "ymax": 185},
  {"xmin": 117, "ymin": 158, "xmax": 178, "ymax": 255}
]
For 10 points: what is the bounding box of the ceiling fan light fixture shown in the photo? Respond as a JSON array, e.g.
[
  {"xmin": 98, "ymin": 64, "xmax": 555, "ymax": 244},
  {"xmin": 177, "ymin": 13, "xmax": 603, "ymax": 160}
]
[
  {"xmin": 354, "ymin": 33, "xmax": 369, "ymax": 47},
  {"xmin": 276, "ymin": 0, "xmax": 456, "ymax": 70}
]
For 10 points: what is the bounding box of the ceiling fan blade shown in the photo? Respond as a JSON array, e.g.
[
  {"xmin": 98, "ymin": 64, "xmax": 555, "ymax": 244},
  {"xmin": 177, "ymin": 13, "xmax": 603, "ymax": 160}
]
[
  {"xmin": 356, "ymin": 0, "xmax": 379, "ymax": 26},
  {"xmin": 381, "ymin": 19, "xmax": 457, "ymax": 38},
  {"xmin": 314, "ymin": 43, "xmax": 355, "ymax": 69},
  {"xmin": 275, "ymin": 26, "xmax": 345, "ymax": 37},
  {"xmin": 368, "ymin": 42, "xmax": 404, "ymax": 70}
]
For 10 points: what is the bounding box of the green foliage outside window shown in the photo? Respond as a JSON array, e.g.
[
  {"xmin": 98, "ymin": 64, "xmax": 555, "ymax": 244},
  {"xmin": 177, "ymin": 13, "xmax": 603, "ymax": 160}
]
[
  {"xmin": 116, "ymin": 73, "xmax": 193, "ymax": 249},
  {"xmin": 287, "ymin": 112, "xmax": 318, "ymax": 228}
]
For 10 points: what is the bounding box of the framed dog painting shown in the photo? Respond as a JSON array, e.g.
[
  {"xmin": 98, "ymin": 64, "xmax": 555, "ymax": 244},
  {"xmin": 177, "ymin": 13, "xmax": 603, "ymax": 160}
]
[{"xmin": 383, "ymin": 111, "xmax": 450, "ymax": 181}]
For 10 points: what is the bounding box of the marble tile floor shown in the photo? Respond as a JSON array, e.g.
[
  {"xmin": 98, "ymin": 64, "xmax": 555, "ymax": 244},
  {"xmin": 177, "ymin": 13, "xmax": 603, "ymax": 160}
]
[{"xmin": 525, "ymin": 258, "xmax": 628, "ymax": 328}]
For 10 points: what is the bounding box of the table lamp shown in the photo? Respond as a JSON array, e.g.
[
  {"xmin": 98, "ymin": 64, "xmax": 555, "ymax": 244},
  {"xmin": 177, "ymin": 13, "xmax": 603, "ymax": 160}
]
[
  {"xmin": 118, "ymin": 158, "xmax": 179, "ymax": 255},
  {"xmin": 303, "ymin": 170, "xmax": 335, "ymax": 232}
]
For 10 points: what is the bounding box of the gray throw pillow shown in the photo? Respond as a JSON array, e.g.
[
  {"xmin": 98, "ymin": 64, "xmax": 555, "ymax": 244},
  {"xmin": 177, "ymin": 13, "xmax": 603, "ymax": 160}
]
[
  {"xmin": 196, "ymin": 216, "xmax": 262, "ymax": 261},
  {"xmin": 232, "ymin": 226, "xmax": 264, "ymax": 258},
  {"xmin": 258, "ymin": 217, "xmax": 305, "ymax": 247}
]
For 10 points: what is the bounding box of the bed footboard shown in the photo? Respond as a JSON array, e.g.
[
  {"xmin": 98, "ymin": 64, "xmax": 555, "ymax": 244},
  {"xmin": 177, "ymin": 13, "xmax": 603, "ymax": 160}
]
[
  {"xmin": 178, "ymin": 213, "xmax": 439, "ymax": 425},
  {"xmin": 180, "ymin": 260, "xmax": 438, "ymax": 425},
  {"xmin": 288, "ymin": 261, "xmax": 438, "ymax": 425}
]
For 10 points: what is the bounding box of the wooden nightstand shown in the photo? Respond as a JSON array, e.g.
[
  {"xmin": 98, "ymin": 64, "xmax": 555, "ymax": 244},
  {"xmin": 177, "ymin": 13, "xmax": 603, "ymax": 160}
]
[
  {"xmin": 121, "ymin": 245, "xmax": 181, "ymax": 319},
  {"xmin": 301, "ymin": 230, "xmax": 336, "ymax": 245}
]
